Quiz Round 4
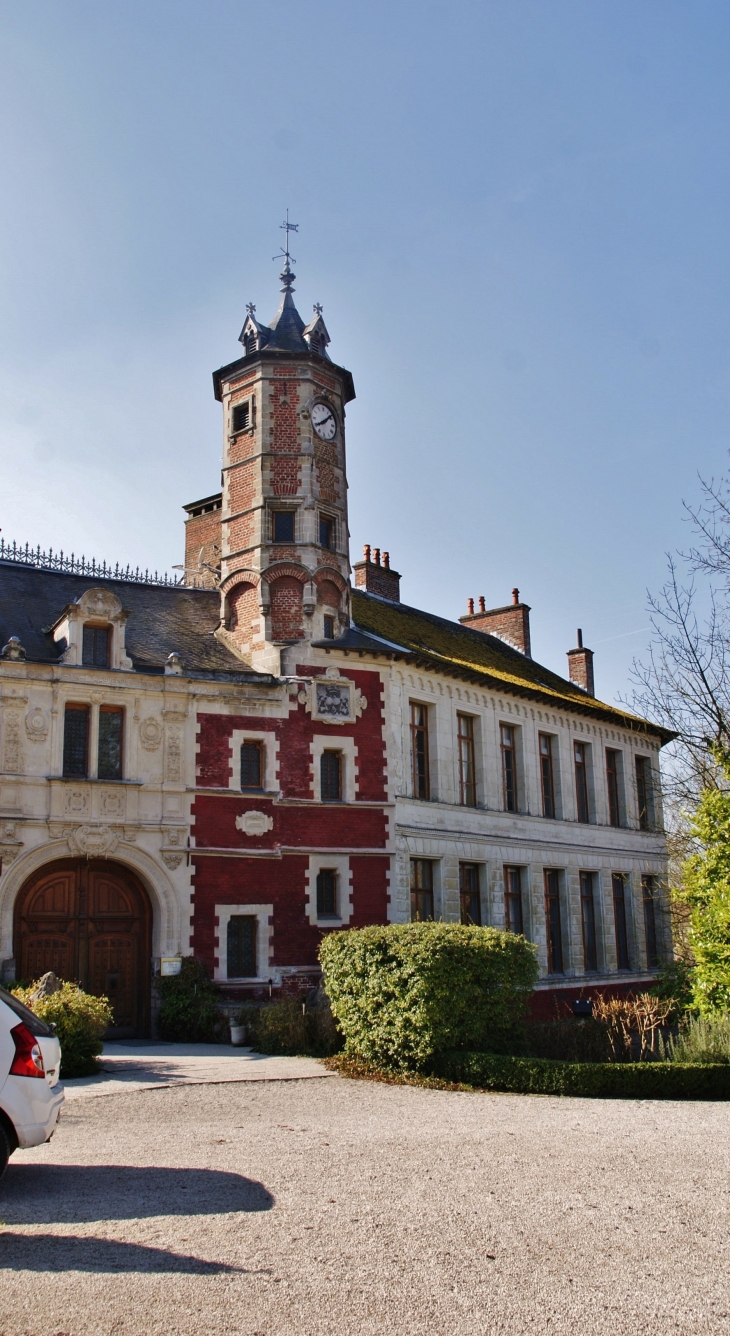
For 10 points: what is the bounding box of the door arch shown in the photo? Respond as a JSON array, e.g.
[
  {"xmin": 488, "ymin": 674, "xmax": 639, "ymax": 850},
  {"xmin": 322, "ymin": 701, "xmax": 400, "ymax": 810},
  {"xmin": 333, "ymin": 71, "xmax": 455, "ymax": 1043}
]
[{"xmin": 13, "ymin": 859, "xmax": 152, "ymax": 1038}]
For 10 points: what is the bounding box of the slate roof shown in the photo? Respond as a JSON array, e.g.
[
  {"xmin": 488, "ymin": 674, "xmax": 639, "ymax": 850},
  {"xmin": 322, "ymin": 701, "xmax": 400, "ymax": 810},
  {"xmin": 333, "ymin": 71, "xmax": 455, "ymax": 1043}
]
[
  {"xmin": 0, "ymin": 563, "xmax": 264, "ymax": 680},
  {"xmin": 344, "ymin": 589, "xmax": 670, "ymax": 742}
]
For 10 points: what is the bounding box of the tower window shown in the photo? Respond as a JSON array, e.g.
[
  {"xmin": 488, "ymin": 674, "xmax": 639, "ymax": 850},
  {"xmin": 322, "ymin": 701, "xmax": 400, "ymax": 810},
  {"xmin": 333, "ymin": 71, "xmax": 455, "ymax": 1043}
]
[
  {"xmin": 635, "ymin": 756, "xmax": 651, "ymax": 830},
  {"xmin": 232, "ymin": 400, "xmax": 251, "ymax": 433},
  {"xmin": 98, "ymin": 707, "xmax": 123, "ymax": 781},
  {"xmin": 241, "ymin": 741, "xmax": 264, "ymax": 791},
  {"xmin": 316, "ymin": 869, "xmax": 338, "ymax": 918},
  {"xmin": 544, "ymin": 870, "xmax": 564, "ymax": 973},
  {"xmin": 501, "ymin": 724, "xmax": 517, "ymax": 812},
  {"xmin": 273, "ymin": 511, "xmax": 295, "ymax": 544},
  {"xmin": 504, "ymin": 866, "xmax": 524, "ymax": 935},
  {"xmin": 410, "ymin": 703, "xmax": 430, "ymax": 800},
  {"xmin": 459, "ymin": 863, "xmax": 481, "ymax": 925},
  {"xmin": 82, "ymin": 624, "xmax": 110, "ymax": 668},
  {"xmin": 410, "ymin": 859, "xmax": 434, "ymax": 922},
  {"xmin": 612, "ymin": 873, "xmax": 630, "ymax": 969},
  {"xmin": 319, "ymin": 515, "xmax": 334, "ymax": 549},
  {"xmin": 642, "ymin": 875, "xmax": 659, "ymax": 967},
  {"xmin": 574, "ymin": 741, "xmax": 590, "ymax": 823},
  {"xmin": 323, "ymin": 615, "xmax": 335, "ymax": 640},
  {"xmin": 320, "ymin": 750, "xmax": 342, "ymax": 802},
  {"xmin": 606, "ymin": 749, "xmax": 622, "ymax": 827},
  {"xmin": 539, "ymin": 734, "xmax": 556, "ymax": 819},
  {"xmin": 580, "ymin": 871, "xmax": 598, "ymax": 972},
  {"xmin": 63, "ymin": 704, "xmax": 90, "ymax": 778},
  {"xmin": 227, "ymin": 915, "xmax": 257, "ymax": 978},
  {"xmin": 457, "ymin": 713, "xmax": 476, "ymax": 807}
]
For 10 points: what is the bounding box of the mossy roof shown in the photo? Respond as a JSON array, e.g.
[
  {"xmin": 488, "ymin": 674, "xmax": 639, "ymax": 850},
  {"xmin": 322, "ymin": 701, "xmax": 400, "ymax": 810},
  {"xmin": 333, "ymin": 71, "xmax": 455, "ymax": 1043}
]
[{"xmin": 349, "ymin": 589, "xmax": 670, "ymax": 743}]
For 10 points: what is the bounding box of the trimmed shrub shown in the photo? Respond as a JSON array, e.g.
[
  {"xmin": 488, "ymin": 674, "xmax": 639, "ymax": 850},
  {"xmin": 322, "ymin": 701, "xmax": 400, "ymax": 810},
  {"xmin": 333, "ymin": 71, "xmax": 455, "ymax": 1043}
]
[
  {"xmin": 155, "ymin": 957, "xmax": 222, "ymax": 1043},
  {"xmin": 319, "ymin": 922, "xmax": 539, "ymax": 1073},
  {"xmin": 12, "ymin": 981, "xmax": 112, "ymax": 1078},
  {"xmin": 663, "ymin": 1013, "xmax": 730, "ymax": 1064},
  {"xmin": 247, "ymin": 997, "xmax": 342, "ymax": 1057},
  {"xmin": 521, "ymin": 1018, "xmax": 614, "ymax": 1064},
  {"xmin": 433, "ymin": 1050, "xmax": 730, "ymax": 1100}
]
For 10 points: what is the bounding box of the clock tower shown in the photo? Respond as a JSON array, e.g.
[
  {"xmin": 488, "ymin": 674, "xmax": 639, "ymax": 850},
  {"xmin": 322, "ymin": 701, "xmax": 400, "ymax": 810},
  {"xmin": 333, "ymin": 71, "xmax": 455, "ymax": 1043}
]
[{"xmin": 208, "ymin": 243, "xmax": 355, "ymax": 675}]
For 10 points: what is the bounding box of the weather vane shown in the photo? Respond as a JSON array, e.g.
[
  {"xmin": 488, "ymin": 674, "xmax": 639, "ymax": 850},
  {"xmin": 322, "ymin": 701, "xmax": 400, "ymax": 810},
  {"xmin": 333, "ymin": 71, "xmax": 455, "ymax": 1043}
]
[{"xmin": 273, "ymin": 209, "xmax": 299, "ymax": 270}]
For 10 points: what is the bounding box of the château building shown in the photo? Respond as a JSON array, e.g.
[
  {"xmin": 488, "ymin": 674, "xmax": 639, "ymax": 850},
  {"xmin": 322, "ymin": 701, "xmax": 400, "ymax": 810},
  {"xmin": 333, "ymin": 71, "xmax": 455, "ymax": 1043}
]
[{"xmin": 0, "ymin": 250, "xmax": 670, "ymax": 1034}]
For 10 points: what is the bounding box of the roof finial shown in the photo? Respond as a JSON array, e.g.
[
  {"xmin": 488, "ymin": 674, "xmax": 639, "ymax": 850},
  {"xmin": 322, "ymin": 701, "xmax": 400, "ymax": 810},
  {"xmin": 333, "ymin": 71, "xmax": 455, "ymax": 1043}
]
[
  {"xmin": 313, "ymin": 302, "xmax": 323, "ymax": 317},
  {"xmin": 273, "ymin": 209, "xmax": 299, "ymax": 291},
  {"xmin": 246, "ymin": 302, "xmax": 256, "ymax": 317}
]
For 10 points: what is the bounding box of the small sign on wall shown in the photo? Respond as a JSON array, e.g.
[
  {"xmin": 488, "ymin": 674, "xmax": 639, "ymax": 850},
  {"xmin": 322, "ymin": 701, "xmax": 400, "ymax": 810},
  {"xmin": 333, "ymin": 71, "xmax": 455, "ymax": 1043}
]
[{"xmin": 160, "ymin": 957, "xmax": 182, "ymax": 977}]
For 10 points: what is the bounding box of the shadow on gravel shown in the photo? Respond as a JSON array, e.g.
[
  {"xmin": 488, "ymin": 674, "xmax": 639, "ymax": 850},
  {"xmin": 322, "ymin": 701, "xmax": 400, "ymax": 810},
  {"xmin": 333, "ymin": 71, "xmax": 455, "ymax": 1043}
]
[
  {"xmin": 1, "ymin": 1165, "xmax": 274, "ymax": 1224},
  {"xmin": 0, "ymin": 1233, "xmax": 264, "ymax": 1274}
]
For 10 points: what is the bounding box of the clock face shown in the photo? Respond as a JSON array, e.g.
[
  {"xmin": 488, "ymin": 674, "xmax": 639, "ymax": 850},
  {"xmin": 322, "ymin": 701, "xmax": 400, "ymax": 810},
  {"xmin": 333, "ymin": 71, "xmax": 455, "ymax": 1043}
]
[{"xmin": 311, "ymin": 402, "xmax": 337, "ymax": 441}]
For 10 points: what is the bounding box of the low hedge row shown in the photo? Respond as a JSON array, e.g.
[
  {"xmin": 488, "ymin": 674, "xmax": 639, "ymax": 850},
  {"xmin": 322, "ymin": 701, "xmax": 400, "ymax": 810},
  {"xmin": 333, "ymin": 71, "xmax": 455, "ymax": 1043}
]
[{"xmin": 433, "ymin": 1050, "xmax": 730, "ymax": 1100}]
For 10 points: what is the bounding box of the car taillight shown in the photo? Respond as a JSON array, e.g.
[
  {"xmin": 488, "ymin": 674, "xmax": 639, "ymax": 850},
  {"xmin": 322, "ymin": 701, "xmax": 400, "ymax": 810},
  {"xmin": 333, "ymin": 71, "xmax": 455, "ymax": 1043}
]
[{"xmin": 9, "ymin": 1022, "xmax": 45, "ymax": 1078}]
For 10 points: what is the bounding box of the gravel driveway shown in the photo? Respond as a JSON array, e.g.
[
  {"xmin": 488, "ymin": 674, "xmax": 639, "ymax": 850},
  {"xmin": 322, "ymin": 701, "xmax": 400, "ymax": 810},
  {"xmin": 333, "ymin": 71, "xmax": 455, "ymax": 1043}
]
[{"xmin": 1, "ymin": 1073, "xmax": 729, "ymax": 1336}]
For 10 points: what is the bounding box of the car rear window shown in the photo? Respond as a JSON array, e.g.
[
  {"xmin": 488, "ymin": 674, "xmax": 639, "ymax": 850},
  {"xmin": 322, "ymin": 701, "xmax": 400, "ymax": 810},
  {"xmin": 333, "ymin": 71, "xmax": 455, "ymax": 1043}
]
[{"xmin": 0, "ymin": 985, "xmax": 55, "ymax": 1037}]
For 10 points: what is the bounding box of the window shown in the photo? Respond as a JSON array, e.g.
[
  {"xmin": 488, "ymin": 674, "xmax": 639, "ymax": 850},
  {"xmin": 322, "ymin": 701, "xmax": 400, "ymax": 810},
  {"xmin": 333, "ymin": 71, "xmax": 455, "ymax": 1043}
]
[
  {"xmin": 227, "ymin": 915, "xmax": 257, "ymax": 977},
  {"xmin": 316, "ymin": 869, "xmax": 338, "ymax": 918},
  {"xmin": 323, "ymin": 615, "xmax": 335, "ymax": 640},
  {"xmin": 82, "ymin": 624, "xmax": 110, "ymax": 668},
  {"xmin": 539, "ymin": 734, "xmax": 556, "ymax": 819},
  {"xmin": 410, "ymin": 859, "xmax": 434, "ymax": 921},
  {"xmin": 240, "ymin": 741, "xmax": 263, "ymax": 790},
  {"xmin": 504, "ymin": 866, "xmax": 524, "ymax": 935},
  {"xmin": 98, "ymin": 707, "xmax": 123, "ymax": 781},
  {"xmin": 244, "ymin": 332, "xmax": 258, "ymax": 356},
  {"xmin": 544, "ymin": 870, "xmax": 564, "ymax": 973},
  {"xmin": 459, "ymin": 863, "xmax": 481, "ymax": 925},
  {"xmin": 319, "ymin": 515, "xmax": 334, "ymax": 549},
  {"xmin": 320, "ymin": 750, "xmax": 342, "ymax": 802},
  {"xmin": 501, "ymin": 724, "xmax": 517, "ymax": 812},
  {"xmin": 273, "ymin": 511, "xmax": 295, "ymax": 543},
  {"xmin": 574, "ymin": 742, "xmax": 590, "ymax": 823},
  {"xmin": 635, "ymin": 756, "xmax": 651, "ymax": 831},
  {"xmin": 232, "ymin": 400, "xmax": 250, "ymax": 433},
  {"xmin": 63, "ymin": 704, "xmax": 90, "ymax": 778},
  {"xmin": 457, "ymin": 714, "xmax": 476, "ymax": 807},
  {"xmin": 410, "ymin": 703, "xmax": 430, "ymax": 800},
  {"xmin": 612, "ymin": 873, "xmax": 630, "ymax": 969},
  {"xmin": 580, "ymin": 872, "xmax": 598, "ymax": 972},
  {"xmin": 642, "ymin": 875, "xmax": 659, "ymax": 968},
  {"xmin": 606, "ymin": 750, "xmax": 621, "ymax": 827}
]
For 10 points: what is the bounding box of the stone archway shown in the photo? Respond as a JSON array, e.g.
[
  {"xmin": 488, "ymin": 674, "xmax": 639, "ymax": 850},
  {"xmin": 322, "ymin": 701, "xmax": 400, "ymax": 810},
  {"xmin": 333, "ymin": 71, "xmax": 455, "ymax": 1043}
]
[{"xmin": 13, "ymin": 858, "xmax": 153, "ymax": 1038}]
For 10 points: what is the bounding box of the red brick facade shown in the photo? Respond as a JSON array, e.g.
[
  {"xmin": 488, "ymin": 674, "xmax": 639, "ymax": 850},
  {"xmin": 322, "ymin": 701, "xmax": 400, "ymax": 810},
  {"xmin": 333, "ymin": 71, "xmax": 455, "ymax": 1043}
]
[{"xmin": 190, "ymin": 667, "xmax": 389, "ymax": 991}]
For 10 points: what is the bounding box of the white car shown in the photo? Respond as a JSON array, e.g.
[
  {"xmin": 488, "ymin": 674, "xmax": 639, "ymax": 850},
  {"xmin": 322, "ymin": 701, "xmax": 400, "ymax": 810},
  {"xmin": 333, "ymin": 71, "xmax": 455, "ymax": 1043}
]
[{"xmin": 0, "ymin": 984, "xmax": 64, "ymax": 1177}]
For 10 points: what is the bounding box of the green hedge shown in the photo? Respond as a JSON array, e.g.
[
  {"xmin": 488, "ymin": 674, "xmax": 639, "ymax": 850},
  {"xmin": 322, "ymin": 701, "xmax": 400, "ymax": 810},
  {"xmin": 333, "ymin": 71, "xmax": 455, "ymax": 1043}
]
[
  {"xmin": 12, "ymin": 981, "xmax": 113, "ymax": 1078},
  {"xmin": 433, "ymin": 1050, "xmax": 730, "ymax": 1100},
  {"xmin": 320, "ymin": 922, "xmax": 538, "ymax": 1072},
  {"xmin": 155, "ymin": 957, "xmax": 223, "ymax": 1043}
]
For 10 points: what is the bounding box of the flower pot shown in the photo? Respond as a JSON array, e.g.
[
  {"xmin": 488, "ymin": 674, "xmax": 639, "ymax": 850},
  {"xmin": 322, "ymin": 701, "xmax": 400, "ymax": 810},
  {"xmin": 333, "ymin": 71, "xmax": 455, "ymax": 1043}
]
[{"xmin": 229, "ymin": 1023, "xmax": 247, "ymax": 1047}]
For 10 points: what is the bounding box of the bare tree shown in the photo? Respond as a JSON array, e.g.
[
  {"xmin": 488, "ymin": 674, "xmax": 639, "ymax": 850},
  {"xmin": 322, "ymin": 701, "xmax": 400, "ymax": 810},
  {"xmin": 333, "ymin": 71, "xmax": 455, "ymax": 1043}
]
[{"xmin": 629, "ymin": 472, "xmax": 730, "ymax": 810}]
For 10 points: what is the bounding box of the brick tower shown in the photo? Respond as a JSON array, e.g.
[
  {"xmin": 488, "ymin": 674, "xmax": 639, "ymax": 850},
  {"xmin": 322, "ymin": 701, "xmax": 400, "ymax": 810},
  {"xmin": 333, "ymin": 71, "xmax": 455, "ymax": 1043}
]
[{"xmin": 189, "ymin": 240, "xmax": 356, "ymax": 674}]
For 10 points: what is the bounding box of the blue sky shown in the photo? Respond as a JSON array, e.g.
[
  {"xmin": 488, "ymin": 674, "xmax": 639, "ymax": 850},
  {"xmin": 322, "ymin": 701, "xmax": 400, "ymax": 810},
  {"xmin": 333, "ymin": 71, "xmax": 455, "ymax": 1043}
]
[{"xmin": 1, "ymin": 1, "xmax": 729, "ymax": 705}]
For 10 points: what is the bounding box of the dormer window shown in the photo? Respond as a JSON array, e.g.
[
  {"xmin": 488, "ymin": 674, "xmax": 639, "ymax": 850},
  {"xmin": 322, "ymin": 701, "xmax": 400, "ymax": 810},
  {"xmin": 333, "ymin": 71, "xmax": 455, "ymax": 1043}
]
[
  {"xmin": 82, "ymin": 624, "xmax": 110, "ymax": 668},
  {"xmin": 244, "ymin": 332, "xmax": 258, "ymax": 356},
  {"xmin": 232, "ymin": 400, "xmax": 252, "ymax": 434}
]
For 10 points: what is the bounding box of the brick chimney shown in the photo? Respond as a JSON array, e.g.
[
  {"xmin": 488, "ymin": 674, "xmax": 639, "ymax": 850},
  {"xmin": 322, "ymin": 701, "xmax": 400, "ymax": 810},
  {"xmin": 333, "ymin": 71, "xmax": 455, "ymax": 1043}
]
[
  {"xmin": 460, "ymin": 587, "xmax": 532, "ymax": 657},
  {"xmin": 567, "ymin": 629, "xmax": 595, "ymax": 696},
  {"xmin": 354, "ymin": 544, "xmax": 401, "ymax": 603}
]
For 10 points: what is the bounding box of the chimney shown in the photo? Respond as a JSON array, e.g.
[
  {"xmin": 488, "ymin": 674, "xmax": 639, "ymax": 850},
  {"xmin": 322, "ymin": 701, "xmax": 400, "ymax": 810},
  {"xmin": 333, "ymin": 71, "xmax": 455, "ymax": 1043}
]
[
  {"xmin": 567, "ymin": 629, "xmax": 595, "ymax": 696},
  {"xmin": 459, "ymin": 587, "xmax": 532, "ymax": 657},
  {"xmin": 353, "ymin": 543, "xmax": 401, "ymax": 603}
]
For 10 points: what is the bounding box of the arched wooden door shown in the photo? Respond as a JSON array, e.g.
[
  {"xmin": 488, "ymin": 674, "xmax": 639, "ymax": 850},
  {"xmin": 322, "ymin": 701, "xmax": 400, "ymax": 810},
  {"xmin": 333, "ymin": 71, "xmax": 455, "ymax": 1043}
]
[{"xmin": 14, "ymin": 859, "xmax": 152, "ymax": 1038}]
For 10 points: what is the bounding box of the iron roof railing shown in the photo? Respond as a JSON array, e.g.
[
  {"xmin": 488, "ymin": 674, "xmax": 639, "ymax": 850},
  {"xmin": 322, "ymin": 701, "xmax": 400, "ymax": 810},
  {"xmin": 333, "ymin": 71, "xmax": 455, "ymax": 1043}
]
[{"xmin": 0, "ymin": 539, "xmax": 183, "ymax": 587}]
